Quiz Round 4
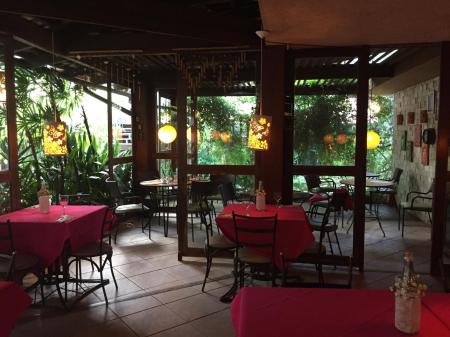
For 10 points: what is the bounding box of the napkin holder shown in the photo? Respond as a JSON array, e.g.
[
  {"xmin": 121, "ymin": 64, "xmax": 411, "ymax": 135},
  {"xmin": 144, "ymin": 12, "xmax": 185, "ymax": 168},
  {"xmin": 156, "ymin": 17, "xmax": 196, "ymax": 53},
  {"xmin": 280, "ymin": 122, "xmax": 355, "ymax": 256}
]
[
  {"xmin": 38, "ymin": 195, "xmax": 50, "ymax": 214},
  {"xmin": 255, "ymin": 191, "xmax": 266, "ymax": 211}
]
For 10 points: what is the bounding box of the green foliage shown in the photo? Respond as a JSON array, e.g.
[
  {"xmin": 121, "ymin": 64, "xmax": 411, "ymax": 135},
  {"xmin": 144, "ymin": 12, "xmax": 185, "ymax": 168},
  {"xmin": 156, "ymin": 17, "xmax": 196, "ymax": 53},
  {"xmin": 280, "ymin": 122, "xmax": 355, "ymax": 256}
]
[{"xmin": 0, "ymin": 66, "xmax": 131, "ymax": 208}]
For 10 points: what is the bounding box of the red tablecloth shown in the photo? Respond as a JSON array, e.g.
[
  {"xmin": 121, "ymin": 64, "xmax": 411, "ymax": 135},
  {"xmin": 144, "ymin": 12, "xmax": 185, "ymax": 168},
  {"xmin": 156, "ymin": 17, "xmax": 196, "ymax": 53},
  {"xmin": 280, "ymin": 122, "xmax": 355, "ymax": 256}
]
[
  {"xmin": 216, "ymin": 204, "xmax": 314, "ymax": 268},
  {"xmin": 0, "ymin": 281, "xmax": 31, "ymax": 337},
  {"xmin": 231, "ymin": 288, "xmax": 450, "ymax": 337},
  {"xmin": 0, "ymin": 205, "xmax": 108, "ymax": 267}
]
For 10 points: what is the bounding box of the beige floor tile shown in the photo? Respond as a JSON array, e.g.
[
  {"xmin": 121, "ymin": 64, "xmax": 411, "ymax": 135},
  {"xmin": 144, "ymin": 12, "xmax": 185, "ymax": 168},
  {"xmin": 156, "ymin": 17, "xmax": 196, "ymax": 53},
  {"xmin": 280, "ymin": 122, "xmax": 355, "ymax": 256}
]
[
  {"xmin": 165, "ymin": 293, "xmax": 228, "ymax": 321},
  {"xmin": 71, "ymin": 319, "xmax": 137, "ymax": 337},
  {"xmin": 122, "ymin": 305, "xmax": 185, "ymax": 337},
  {"xmin": 94, "ymin": 277, "xmax": 143, "ymax": 301},
  {"xmin": 111, "ymin": 254, "xmax": 144, "ymax": 267},
  {"xmin": 109, "ymin": 294, "xmax": 162, "ymax": 317},
  {"xmin": 115, "ymin": 260, "xmax": 160, "ymax": 277},
  {"xmin": 164, "ymin": 263, "xmax": 205, "ymax": 280},
  {"xmin": 190, "ymin": 309, "xmax": 235, "ymax": 337},
  {"xmin": 129, "ymin": 269, "xmax": 177, "ymax": 289},
  {"xmin": 149, "ymin": 322, "xmax": 204, "ymax": 337},
  {"xmin": 154, "ymin": 286, "xmax": 200, "ymax": 304}
]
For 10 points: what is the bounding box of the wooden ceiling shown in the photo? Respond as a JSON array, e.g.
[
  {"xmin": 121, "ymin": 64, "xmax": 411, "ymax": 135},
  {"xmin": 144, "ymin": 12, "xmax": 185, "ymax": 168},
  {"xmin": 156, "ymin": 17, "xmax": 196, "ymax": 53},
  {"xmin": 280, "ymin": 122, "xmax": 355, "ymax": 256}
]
[{"xmin": 0, "ymin": 1, "xmax": 441, "ymax": 95}]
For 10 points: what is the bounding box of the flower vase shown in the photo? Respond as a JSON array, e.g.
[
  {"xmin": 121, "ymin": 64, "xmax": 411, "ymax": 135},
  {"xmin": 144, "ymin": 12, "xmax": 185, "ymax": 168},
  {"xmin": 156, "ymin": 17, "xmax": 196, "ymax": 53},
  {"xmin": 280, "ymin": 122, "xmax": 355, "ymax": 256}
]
[{"xmin": 395, "ymin": 293, "xmax": 421, "ymax": 334}]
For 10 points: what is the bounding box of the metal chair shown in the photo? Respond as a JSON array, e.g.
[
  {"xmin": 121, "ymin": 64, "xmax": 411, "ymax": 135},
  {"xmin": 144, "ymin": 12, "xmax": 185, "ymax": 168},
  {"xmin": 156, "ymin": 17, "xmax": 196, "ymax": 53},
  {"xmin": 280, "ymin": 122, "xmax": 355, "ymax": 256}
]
[
  {"xmin": 187, "ymin": 181, "xmax": 211, "ymax": 242},
  {"xmin": 232, "ymin": 212, "xmax": 278, "ymax": 288},
  {"xmin": 305, "ymin": 175, "xmax": 336, "ymax": 217},
  {"xmin": 106, "ymin": 178, "xmax": 152, "ymax": 242},
  {"xmin": 309, "ymin": 191, "xmax": 346, "ymax": 256},
  {"xmin": 370, "ymin": 168, "xmax": 403, "ymax": 212},
  {"xmin": 0, "ymin": 220, "xmax": 45, "ymax": 304},
  {"xmin": 66, "ymin": 209, "xmax": 118, "ymax": 305},
  {"xmin": 399, "ymin": 180, "xmax": 434, "ymax": 237},
  {"xmin": 200, "ymin": 200, "xmax": 235, "ymax": 291}
]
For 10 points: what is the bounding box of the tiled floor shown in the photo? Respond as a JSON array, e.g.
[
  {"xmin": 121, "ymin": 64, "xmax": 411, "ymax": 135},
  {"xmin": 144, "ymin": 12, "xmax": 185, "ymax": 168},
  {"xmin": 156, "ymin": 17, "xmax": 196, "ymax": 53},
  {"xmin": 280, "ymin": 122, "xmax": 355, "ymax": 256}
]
[{"xmin": 11, "ymin": 204, "xmax": 446, "ymax": 337}]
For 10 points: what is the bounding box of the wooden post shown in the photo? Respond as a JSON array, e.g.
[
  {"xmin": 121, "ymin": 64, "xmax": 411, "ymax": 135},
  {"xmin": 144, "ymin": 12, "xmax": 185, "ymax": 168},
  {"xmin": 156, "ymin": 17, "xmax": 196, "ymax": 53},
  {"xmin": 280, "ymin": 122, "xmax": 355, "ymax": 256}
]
[
  {"xmin": 431, "ymin": 42, "xmax": 450, "ymax": 275},
  {"xmin": 257, "ymin": 45, "xmax": 286, "ymax": 202},
  {"xmin": 353, "ymin": 47, "xmax": 369, "ymax": 271},
  {"xmin": 4, "ymin": 36, "xmax": 20, "ymax": 210},
  {"xmin": 282, "ymin": 51, "xmax": 294, "ymax": 204},
  {"xmin": 107, "ymin": 78, "xmax": 113, "ymax": 177},
  {"xmin": 176, "ymin": 74, "xmax": 188, "ymax": 260}
]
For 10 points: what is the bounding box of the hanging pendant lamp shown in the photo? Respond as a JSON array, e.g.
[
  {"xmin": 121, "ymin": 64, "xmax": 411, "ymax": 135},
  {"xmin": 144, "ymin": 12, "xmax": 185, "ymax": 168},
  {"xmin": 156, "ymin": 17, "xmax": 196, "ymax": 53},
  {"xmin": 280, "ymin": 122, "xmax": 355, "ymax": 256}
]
[
  {"xmin": 367, "ymin": 130, "xmax": 381, "ymax": 150},
  {"xmin": 248, "ymin": 30, "xmax": 272, "ymax": 151},
  {"xmin": 43, "ymin": 32, "xmax": 68, "ymax": 156},
  {"xmin": 158, "ymin": 125, "xmax": 177, "ymax": 144}
]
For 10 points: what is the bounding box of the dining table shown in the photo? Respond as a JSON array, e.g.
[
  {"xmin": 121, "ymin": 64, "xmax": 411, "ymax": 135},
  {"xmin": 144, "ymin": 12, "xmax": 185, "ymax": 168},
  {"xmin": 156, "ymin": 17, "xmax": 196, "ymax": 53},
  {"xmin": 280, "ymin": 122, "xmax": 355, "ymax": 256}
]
[
  {"xmin": 231, "ymin": 287, "xmax": 450, "ymax": 337},
  {"xmin": 216, "ymin": 203, "xmax": 314, "ymax": 302},
  {"xmin": 0, "ymin": 205, "xmax": 108, "ymax": 267},
  {"xmin": 0, "ymin": 281, "xmax": 31, "ymax": 337}
]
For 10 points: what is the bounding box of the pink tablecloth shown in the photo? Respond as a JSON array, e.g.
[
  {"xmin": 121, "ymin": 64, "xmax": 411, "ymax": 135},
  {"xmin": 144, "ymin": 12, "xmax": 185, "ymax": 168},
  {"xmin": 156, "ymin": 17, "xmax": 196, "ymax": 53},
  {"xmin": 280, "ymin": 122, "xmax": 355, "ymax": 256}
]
[
  {"xmin": 231, "ymin": 288, "xmax": 450, "ymax": 337},
  {"xmin": 216, "ymin": 204, "xmax": 314, "ymax": 268},
  {"xmin": 0, "ymin": 281, "xmax": 31, "ymax": 337},
  {"xmin": 0, "ymin": 205, "xmax": 107, "ymax": 267}
]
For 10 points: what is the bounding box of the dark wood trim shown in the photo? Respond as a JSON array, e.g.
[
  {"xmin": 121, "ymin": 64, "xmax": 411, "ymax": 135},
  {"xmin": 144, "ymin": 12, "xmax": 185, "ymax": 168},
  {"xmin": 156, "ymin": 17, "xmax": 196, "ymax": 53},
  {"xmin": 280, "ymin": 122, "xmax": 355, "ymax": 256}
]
[
  {"xmin": 0, "ymin": 171, "xmax": 10, "ymax": 182},
  {"xmin": 431, "ymin": 42, "xmax": 450, "ymax": 275},
  {"xmin": 155, "ymin": 152, "xmax": 177, "ymax": 159},
  {"xmin": 186, "ymin": 165, "xmax": 255, "ymax": 175},
  {"xmin": 291, "ymin": 47, "xmax": 362, "ymax": 58},
  {"xmin": 111, "ymin": 156, "xmax": 133, "ymax": 165},
  {"xmin": 296, "ymin": 64, "xmax": 393, "ymax": 80},
  {"xmin": 107, "ymin": 79, "xmax": 113, "ymax": 177},
  {"xmin": 176, "ymin": 74, "xmax": 188, "ymax": 260},
  {"xmin": 292, "ymin": 166, "xmax": 356, "ymax": 176},
  {"xmin": 4, "ymin": 36, "xmax": 20, "ymax": 210},
  {"xmin": 352, "ymin": 47, "xmax": 369, "ymax": 271}
]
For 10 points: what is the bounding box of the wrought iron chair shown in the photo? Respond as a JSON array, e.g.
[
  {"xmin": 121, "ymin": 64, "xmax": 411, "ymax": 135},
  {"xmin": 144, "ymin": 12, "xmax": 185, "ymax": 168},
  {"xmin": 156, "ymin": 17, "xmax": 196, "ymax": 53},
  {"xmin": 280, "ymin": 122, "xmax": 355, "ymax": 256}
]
[
  {"xmin": 370, "ymin": 168, "xmax": 403, "ymax": 212},
  {"xmin": 199, "ymin": 200, "xmax": 235, "ymax": 291},
  {"xmin": 309, "ymin": 191, "xmax": 346, "ymax": 256},
  {"xmin": 207, "ymin": 174, "xmax": 235, "ymax": 215},
  {"xmin": 106, "ymin": 178, "xmax": 152, "ymax": 242},
  {"xmin": 232, "ymin": 212, "xmax": 278, "ymax": 288},
  {"xmin": 305, "ymin": 175, "xmax": 336, "ymax": 217},
  {"xmin": 66, "ymin": 209, "xmax": 118, "ymax": 305},
  {"xmin": 0, "ymin": 220, "xmax": 45, "ymax": 304},
  {"xmin": 280, "ymin": 208, "xmax": 352, "ymax": 288},
  {"xmin": 399, "ymin": 180, "xmax": 434, "ymax": 237},
  {"xmin": 187, "ymin": 181, "xmax": 211, "ymax": 242}
]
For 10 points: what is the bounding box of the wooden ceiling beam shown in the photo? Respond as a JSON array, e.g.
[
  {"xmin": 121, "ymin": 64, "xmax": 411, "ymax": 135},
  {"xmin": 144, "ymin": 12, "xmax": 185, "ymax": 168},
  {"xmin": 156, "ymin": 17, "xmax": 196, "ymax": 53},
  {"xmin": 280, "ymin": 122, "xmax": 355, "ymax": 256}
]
[
  {"xmin": 0, "ymin": 0, "xmax": 258, "ymax": 46},
  {"xmin": 296, "ymin": 64, "xmax": 394, "ymax": 79}
]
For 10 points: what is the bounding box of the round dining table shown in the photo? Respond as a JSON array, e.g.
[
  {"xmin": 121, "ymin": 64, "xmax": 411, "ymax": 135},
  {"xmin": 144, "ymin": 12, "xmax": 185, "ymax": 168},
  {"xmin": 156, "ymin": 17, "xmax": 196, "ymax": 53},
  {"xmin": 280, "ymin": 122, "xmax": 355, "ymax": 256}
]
[{"xmin": 340, "ymin": 177, "xmax": 393, "ymax": 188}]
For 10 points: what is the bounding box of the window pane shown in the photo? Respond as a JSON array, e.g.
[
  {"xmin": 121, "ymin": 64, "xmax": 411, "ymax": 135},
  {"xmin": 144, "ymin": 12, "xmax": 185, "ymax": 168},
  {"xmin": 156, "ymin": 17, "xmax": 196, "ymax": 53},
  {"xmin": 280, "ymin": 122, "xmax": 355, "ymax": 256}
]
[
  {"xmin": 112, "ymin": 84, "xmax": 132, "ymax": 157},
  {"xmin": 157, "ymin": 92, "xmax": 176, "ymax": 153},
  {"xmin": 0, "ymin": 57, "xmax": 8, "ymax": 171},
  {"xmin": 196, "ymin": 96, "xmax": 255, "ymax": 165},
  {"xmin": 0, "ymin": 182, "xmax": 10, "ymax": 214},
  {"xmin": 113, "ymin": 162, "xmax": 133, "ymax": 191},
  {"xmin": 293, "ymin": 94, "xmax": 356, "ymax": 166}
]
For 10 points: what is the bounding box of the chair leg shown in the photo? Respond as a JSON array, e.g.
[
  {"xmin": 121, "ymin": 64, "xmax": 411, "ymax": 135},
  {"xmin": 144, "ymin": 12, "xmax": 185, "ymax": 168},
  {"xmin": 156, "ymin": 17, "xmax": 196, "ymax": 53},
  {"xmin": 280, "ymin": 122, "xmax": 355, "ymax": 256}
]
[
  {"xmin": 99, "ymin": 257, "xmax": 108, "ymax": 305},
  {"xmin": 334, "ymin": 231, "xmax": 343, "ymax": 256},
  {"xmin": 108, "ymin": 255, "xmax": 118, "ymax": 289},
  {"xmin": 326, "ymin": 232, "xmax": 334, "ymax": 255},
  {"xmin": 39, "ymin": 273, "xmax": 45, "ymax": 306},
  {"xmin": 376, "ymin": 215, "xmax": 386, "ymax": 237},
  {"xmin": 402, "ymin": 208, "xmax": 406, "ymax": 237},
  {"xmin": 398, "ymin": 205, "xmax": 401, "ymax": 231},
  {"xmin": 202, "ymin": 251, "xmax": 213, "ymax": 292},
  {"xmin": 239, "ymin": 262, "xmax": 245, "ymax": 288}
]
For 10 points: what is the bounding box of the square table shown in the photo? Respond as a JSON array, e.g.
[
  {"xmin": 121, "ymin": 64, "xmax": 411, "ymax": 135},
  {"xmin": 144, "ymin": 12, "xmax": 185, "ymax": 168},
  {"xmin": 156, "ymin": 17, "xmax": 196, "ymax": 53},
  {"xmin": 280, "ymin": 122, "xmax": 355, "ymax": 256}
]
[
  {"xmin": 0, "ymin": 205, "xmax": 108, "ymax": 267},
  {"xmin": 231, "ymin": 287, "xmax": 450, "ymax": 337}
]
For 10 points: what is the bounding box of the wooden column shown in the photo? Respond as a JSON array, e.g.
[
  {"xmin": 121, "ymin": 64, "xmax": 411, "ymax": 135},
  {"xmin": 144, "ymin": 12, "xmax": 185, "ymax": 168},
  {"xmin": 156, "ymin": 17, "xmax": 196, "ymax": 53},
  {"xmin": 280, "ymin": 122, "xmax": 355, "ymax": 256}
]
[
  {"xmin": 352, "ymin": 47, "xmax": 369, "ymax": 271},
  {"xmin": 176, "ymin": 74, "xmax": 188, "ymax": 260},
  {"xmin": 4, "ymin": 36, "xmax": 20, "ymax": 210},
  {"xmin": 431, "ymin": 42, "xmax": 450, "ymax": 275},
  {"xmin": 107, "ymin": 79, "xmax": 113, "ymax": 177},
  {"xmin": 282, "ymin": 51, "xmax": 295, "ymax": 204},
  {"xmin": 256, "ymin": 45, "xmax": 286, "ymax": 202},
  {"xmin": 133, "ymin": 81, "xmax": 157, "ymax": 183}
]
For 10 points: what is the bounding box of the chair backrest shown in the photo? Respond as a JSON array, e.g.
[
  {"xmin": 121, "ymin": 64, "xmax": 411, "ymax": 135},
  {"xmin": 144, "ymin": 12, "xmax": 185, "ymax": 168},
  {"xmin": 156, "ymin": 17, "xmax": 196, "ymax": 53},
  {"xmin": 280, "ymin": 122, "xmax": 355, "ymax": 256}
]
[
  {"xmin": 100, "ymin": 208, "xmax": 113, "ymax": 254},
  {"xmin": 392, "ymin": 168, "xmax": 403, "ymax": 183},
  {"xmin": 304, "ymin": 175, "xmax": 321, "ymax": 191},
  {"xmin": 68, "ymin": 193, "xmax": 93, "ymax": 205},
  {"xmin": 232, "ymin": 212, "xmax": 278, "ymax": 262},
  {"xmin": 328, "ymin": 189, "xmax": 348, "ymax": 211},
  {"xmin": 199, "ymin": 199, "xmax": 214, "ymax": 246},
  {"xmin": 190, "ymin": 181, "xmax": 210, "ymax": 203},
  {"xmin": 0, "ymin": 220, "xmax": 14, "ymax": 254},
  {"xmin": 218, "ymin": 182, "xmax": 237, "ymax": 207},
  {"xmin": 106, "ymin": 178, "xmax": 122, "ymax": 201}
]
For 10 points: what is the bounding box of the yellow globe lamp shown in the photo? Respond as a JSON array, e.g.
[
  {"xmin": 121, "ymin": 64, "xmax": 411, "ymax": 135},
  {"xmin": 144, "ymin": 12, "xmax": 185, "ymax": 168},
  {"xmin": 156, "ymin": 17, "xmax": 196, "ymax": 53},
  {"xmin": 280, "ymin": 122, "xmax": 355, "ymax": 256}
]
[
  {"xmin": 323, "ymin": 133, "xmax": 334, "ymax": 144},
  {"xmin": 158, "ymin": 125, "xmax": 177, "ymax": 144},
  {"xmin": 367, "ymin": 130, "xmax": 381, "ymax": 150}
]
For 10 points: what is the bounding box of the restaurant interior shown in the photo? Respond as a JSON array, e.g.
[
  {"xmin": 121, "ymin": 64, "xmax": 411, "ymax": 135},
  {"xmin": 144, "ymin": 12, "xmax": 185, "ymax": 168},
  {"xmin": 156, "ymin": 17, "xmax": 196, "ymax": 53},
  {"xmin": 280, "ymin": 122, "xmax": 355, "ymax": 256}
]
[{"xmin": 0, "ymin": 1, "xmax": 449, "ymax": 337}]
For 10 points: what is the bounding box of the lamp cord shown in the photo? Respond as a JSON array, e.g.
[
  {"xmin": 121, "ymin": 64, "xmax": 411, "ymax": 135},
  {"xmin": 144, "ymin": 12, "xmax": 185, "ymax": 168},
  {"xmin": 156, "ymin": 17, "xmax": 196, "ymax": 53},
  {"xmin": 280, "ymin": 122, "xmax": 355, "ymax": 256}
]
[{"xmin": 259, "ymin": 35, "xmax": 263, "ymax": 115}]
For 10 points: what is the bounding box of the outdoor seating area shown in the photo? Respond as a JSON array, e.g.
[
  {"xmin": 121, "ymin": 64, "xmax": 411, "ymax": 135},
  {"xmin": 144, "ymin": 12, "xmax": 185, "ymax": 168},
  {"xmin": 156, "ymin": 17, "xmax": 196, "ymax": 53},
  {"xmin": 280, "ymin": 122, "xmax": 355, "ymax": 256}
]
[{"xmin": 0, "ymin": 1, "xmax": 450, "ymax": 337}]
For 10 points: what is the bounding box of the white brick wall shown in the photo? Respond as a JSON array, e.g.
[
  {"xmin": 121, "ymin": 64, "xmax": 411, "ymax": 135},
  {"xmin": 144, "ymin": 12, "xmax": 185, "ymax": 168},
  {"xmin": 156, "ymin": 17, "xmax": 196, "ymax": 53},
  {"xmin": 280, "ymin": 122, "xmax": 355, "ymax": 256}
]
[{"xmin": 392, "ymin": 77, "xmax": 439, "ymax": 223}]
